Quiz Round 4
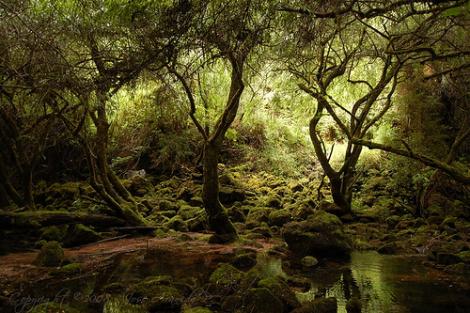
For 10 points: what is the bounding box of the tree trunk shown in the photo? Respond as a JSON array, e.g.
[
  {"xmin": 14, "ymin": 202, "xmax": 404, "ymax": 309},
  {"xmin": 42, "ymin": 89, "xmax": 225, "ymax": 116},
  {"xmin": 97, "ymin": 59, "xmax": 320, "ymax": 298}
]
[
  {"xmin": 330, "ymin": 177, "xmax": 352, "ymax": 213},
  {"xmin": 202, "ymin": 142, "xmax": 237, "ymax": 240}
]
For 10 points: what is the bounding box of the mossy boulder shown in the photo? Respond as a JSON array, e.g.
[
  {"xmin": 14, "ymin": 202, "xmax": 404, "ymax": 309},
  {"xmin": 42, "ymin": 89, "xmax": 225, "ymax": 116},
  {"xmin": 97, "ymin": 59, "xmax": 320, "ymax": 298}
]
[
  {"xmin": 291, "ymin": 297, "xmax": 337, "ymax": 313},
  {"xmin": 257, "ymin": 277, "xmax": 300, "ymax": 311},
  {"xmin": 265, "ymin": 192, "xmax": 283, "ymax": 208},
  {"xmin": 179, "ymin": 205, "xmax": 205, "ymax": 220},
  {"xmin": 246, "ymin": 207, "xmax": 270, "ymax": 228},
  {"xmin": 269, "ymin": 208, "xmax": 293, "ymax": 226},
  {"xmin": 34, "ymin": 241, "xmax": 64, "ymax": 267},
  {"xmin": 241, "ymin": 288, "xmax": 284, "ymax": 313},
  {"xmin": 158, "ymin": 199, "xmax": 180, "ymax": 211},
  {"xmin": 64, "ymin": 224, "xmax": 102, "ymax": 247},
  {"xmin": 30, "ymin": 302, "xmax": 81, "ymax": 313},
  {"xmin": 231, "ymin": 252, "xmax": 257, "ymax": 270},
  {"xmin": 40, "ymin": 225, "xmax": 67, "ymax": 242},
  {"xmin": 300, "ymin": 256, "xmax": 318, "ymax": 268},
  {"xmin": 164, "ymin": 215, "xmax": 188, "ymax": 232},
  {"xmin": 219, "ymin": 187, "xmax": 246, "ymax": 205},
  {"xmin": 128, "ymin": 275, "xmax": 183, "ymax": 312},
  {"xmin": 282, "ymin": 210, "xmax": 351, "ymax": 258},
  {"xmin": 125, "ymin": 175, "xmax": 154, "ymax": 196},
  {"xmin": 209, "ymin": 263, "xmax": 244, "ymax": 287}
]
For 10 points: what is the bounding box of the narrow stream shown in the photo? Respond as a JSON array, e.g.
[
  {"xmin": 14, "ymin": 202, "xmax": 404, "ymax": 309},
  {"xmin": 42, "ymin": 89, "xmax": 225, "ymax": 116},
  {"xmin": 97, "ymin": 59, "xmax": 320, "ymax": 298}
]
[{"xmin": 297, "ymin": 251, "xmax": 470, "ymax": 313}]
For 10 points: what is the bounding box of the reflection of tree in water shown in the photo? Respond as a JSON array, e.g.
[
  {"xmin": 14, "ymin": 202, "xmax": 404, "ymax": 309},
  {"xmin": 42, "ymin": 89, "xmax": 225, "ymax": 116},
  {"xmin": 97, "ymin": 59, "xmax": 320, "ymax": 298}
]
[{"xmin": 342, "ymin": 268, "xmax": 361, "ymax": 301}]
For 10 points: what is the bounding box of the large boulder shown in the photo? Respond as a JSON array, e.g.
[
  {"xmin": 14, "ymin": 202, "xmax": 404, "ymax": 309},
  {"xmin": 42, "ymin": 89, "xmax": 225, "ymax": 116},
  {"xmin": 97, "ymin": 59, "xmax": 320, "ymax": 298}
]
[
  {"xmin": 127, "ymin": 275, "xmax": 184, "ymax": 312},
  {"xmin": 282, "ymin": 210, "xmax": 351, "ymax": 258}
]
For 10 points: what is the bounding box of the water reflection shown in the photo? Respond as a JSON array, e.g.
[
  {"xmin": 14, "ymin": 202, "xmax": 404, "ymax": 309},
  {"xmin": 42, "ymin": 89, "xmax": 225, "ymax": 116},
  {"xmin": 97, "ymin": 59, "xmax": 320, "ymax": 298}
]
[{"xmin": 297, "ymin": 251, "xmax": 470, "ymax": 313}]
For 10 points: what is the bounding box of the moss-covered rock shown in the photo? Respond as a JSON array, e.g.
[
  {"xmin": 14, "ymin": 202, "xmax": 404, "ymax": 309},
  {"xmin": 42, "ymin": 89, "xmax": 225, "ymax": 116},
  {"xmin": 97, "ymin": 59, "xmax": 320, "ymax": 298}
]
[
  {"xmin": 127, "ymin": 275, "xmax": 183, "ymax": 312},
  {"xmin": 268, "ymin": 208, "xmax": 293, "ymax": 226},
  {"xmin": 209, "ymin": 263, "xmax": 243, "ymax": 287},
  {"xmin": 164, "ymin": 215, "xmax": 188, "ymax": 232},
  {"xmin": 300, "ymin": 256, "xmax": 318, "ymax": 268},
  {"xmin": 282, "ymin": 210, "xmax": 351, "ymax": 258},
  {"xmin": 51, "ymin": 263, "xmax": 81, "ymax": 276},
  {"xmin": 64, "ymin": 224, "xmax": 102, "ymax": 247},
  {"xmin": 246, "ymin": 207, "xmax": 270, "ymax": 228},
  {"xmin": 219, "ymin": 187, "xmax": 246, "ymax": 205},
  {"xmin": 231, "ymin": 252, "xmax": 257, "ymax": 270},
  {"xmin": 242, "ymin": 288, "xmax": 284, "ymax": 313},
  {"xmin": 124, "ymin": 175, "xmax": 154, "ymax": 196},
  {"xmin": 34, "ymin": 241, "xmax": 64, "ymax": 267},
  {"xmin": 157, "ymin": 199, "xmax": 180, "ymax": 211},
  {"xmin": 179, "ymin": 205, "xmax": 205, "ymax": 220},
  {"xmin": 40, "ymin": 225, "xmax": 68, "ymax": 242},
  {"xmin": 257, "ymin": 277, "xmax": 300, "ymax": 311}
]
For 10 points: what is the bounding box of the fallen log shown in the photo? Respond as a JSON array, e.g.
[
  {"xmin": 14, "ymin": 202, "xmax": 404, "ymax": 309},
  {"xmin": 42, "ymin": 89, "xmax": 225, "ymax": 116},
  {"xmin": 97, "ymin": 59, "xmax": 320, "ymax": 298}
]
[{"xmin": 0, "ymin": 210, "xmax": 126, "ymax": 229}]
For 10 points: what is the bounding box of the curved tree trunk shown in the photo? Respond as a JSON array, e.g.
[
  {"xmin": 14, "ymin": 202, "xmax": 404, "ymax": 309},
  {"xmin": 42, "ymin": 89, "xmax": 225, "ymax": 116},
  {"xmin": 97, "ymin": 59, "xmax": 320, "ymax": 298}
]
[{"xmin": 202, "ymin": 142, "xmax": 237, "ymax": 239}]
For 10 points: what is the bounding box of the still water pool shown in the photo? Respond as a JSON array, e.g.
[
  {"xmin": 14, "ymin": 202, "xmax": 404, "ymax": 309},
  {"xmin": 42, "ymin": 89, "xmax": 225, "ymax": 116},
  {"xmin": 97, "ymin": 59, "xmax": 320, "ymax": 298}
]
[{"xmin": 297, "ymin": 251, "xmax": 470, "ymax": 313}]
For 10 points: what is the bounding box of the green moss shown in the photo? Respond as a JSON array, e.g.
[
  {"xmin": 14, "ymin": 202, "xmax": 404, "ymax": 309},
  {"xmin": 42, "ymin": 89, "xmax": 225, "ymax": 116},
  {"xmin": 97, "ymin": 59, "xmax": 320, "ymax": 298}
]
[
  {"xmin": 268, "ymin": 208, "xmax": 293, "ymax": 226},
  {"xmin": 164, "ymin": 215, "xmax": 188, "ymax": 232},
  {"xmin": 178, "ymin": 205, "xmax": 205, "ymax": 220},
  {"xmin": 40, "ymin": 226, "xmax": 68, "ymax": 242},
  {"xmin": 209, "ymin": 263, "xmax": 243, "ymax": 287},
  {"xmin": 51, "ymin": 263, "xmax": 82, "ymax": 276},
  {"xmin": 64, "ymin": 224, "xmax": 102, "ymax": 247},
  {"xmin": 457, "ymin": 251, "xmax": 470, "ymax": 264},
  {"xmin": 34, "ymin": 241, "xmax": 64, "ymax": 267},
  {"xmin": 128, "ymin": 275, "xmax": 183, "ymax": 310}
]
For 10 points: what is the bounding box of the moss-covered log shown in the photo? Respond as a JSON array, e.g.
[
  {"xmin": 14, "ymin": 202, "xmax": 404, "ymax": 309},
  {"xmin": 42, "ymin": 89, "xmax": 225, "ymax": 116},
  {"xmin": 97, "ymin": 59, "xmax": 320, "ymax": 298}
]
[{"xmin": 0, "ymin": 210, "xmax": 126, "ymax": 229}]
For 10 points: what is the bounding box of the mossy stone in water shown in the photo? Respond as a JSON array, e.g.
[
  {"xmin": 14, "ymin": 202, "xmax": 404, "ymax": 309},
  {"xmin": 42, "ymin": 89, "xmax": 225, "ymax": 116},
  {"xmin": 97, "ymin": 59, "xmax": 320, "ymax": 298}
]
[
  {"xmin": 34, "ymin": 241, "xmax": 64, "ymax": 267},
  {"xmin": 282, "ymin": 210, "xmax": 351, "ymax": 258},
  {"xmin": 30, "ymin": 302, "xmax": 81, "ymax": 313}
]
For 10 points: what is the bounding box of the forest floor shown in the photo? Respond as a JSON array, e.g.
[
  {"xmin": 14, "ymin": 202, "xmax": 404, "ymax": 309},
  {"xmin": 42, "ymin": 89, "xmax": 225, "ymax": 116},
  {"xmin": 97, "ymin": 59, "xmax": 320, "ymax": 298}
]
[{"xmin": 1, "ymin": 167, "xmax": 470, "ymax": 312}]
